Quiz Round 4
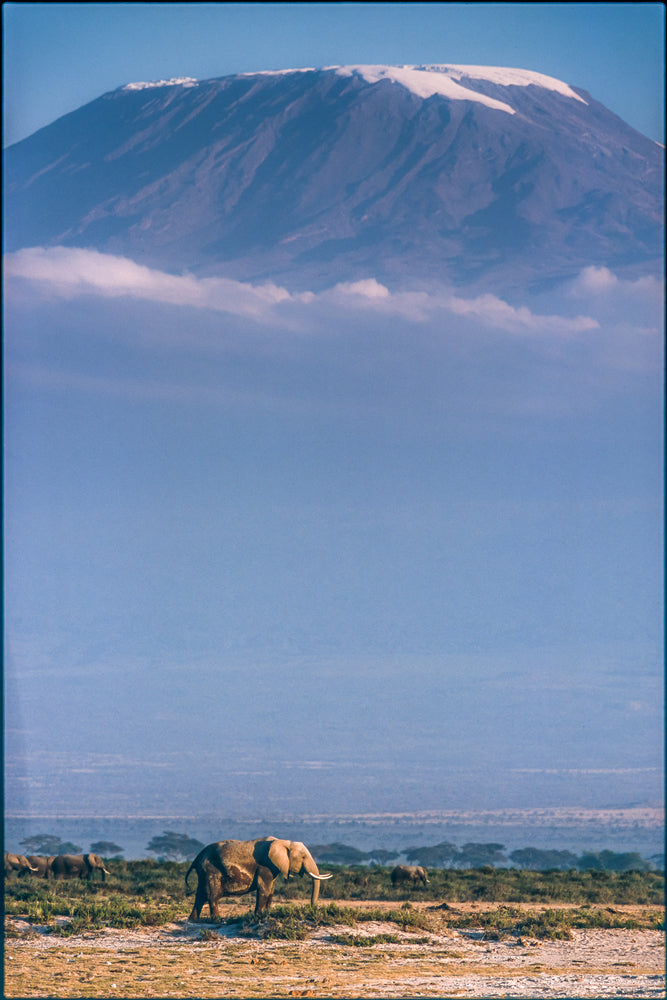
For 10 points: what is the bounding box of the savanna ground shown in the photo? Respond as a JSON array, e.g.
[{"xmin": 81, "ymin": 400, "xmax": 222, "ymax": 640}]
[{"xmin": 4, "ymin": 863, "xmax": 665, "ymax": 998}]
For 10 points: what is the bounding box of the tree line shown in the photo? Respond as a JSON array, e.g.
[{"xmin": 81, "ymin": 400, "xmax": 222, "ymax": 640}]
[
  {"xmin": 16, "ymin": 831, "xmax": 204, "ymax": 863},
  {"xmin": 15, "ymin": 832, "xmax": 663, "ymax": 872},
  {"xmin": 310, "ymin": 840, "xmax": 662, "ymax": 872}
]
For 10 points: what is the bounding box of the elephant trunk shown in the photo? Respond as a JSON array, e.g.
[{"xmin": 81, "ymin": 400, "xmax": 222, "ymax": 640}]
[{"xmin": 302, "ymin": 857, "xmax": 333, "ymax": 907}]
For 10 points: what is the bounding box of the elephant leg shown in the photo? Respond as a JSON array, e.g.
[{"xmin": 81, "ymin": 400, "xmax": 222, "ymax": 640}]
[
  {"xmin": 255, "ymin": 871, "xmax": 275, "ymax": 916},
  {"xmin": 255, "ymin": 888, "xmax": 274, "ymax": 915},
  {"xmin": 189, "ymin": 878, "xmax": 208, "ymax": 921},
  {"xmin": 205, "ymin": 871, "xmax": 223, "ymax": 921}
]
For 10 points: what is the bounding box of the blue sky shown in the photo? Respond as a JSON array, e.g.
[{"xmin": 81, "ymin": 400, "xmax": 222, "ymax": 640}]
[
  {"xmin": 3, "ymin": 3, "xmax": 664, "ymax": 822},
  {"xmin": 3, "ymin": 2, "xmax": 665, "ymax": 146}
]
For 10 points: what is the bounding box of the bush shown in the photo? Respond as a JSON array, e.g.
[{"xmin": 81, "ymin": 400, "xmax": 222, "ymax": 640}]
[
  {"xmin": 3, "ymin": 859, "xmax": 662, "ymax": 937},
  {"xmin": 329, "ymin": 932, "xmax": 403, "ymax": 946}
]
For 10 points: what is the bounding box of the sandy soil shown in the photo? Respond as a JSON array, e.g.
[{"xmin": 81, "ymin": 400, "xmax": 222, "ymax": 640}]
[{"xmin": 5, "ymin": 901, "xmax": 665, "ymax": 998}]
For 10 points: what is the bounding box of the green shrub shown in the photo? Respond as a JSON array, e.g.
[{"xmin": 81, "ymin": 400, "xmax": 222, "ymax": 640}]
[
  {"xmin": 261, "ymin": 917, "xmax": 311, "ymax": 940},
  {"xmin": 329, "ymin": 932, "xmax": 402, "ymax": 946},
  {"xmin": 4, "ymin": 859, "xmax": 662, "ymax": 936},
  {"xmin": 447, "ymin": 905, "xmax": 662, "ymax": 941}
]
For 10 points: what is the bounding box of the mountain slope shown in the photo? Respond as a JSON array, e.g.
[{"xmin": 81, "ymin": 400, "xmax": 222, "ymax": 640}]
[{"xmin": 4, "ymin": 65, "xmax": 663, "ymax": 291}]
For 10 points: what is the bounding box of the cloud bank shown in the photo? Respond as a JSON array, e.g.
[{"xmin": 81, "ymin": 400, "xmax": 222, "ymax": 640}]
[
  {"xmin": 4, "ymin": 245, "xmax": 604, "ymax": 338},
  {"xmin": 568, "ymin": 264, "xmax": 663, "ymax": 301},
  {"xmin": 3, "ymin": 246, "xmax": 301, "ymax": 319}
]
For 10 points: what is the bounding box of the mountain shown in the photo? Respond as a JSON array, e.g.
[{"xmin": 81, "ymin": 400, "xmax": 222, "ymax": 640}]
[{"xmin": 4, "ymin": 64, "xmax": 664, "ymax": 293}]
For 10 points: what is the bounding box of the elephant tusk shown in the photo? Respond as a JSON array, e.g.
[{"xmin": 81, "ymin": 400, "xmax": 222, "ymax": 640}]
[{"xmin": 310, "ymin": 872, "xmax": 333, "ymax": 880}]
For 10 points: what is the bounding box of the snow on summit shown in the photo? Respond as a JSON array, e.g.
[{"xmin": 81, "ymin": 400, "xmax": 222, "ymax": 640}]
[
  {"xmin": 425, "ymin": 65, "xmax": 587, "ymax": 101},
  {"xmin": 334, "ymin": 64, "xmax": 587, "ymax": 112},
  {"xmin": 123, "ymin": 77, "xmax": 198, "ymax": 90},
  {"xmin": 120, "ymin": 65, "xmax": 586, "ymax": 114},
  {"xmin": 335, "ymin": 65, "xmax": 515, "ymax": 114}
]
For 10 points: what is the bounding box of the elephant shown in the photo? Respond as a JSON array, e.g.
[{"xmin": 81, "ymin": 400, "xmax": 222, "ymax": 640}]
[
  {"xmin": 50, "ymin": 853, "xmax": 110, "ymax": 881},
  {"xmin": 185, "ymin": 837, "xmax": 333, "ymax": 920},
  {"xmin": 4, "ymin": 853, "xmax": 39, "ymax": 876},
  {"xmin": 24, "ymin": 856, "xmax": 54, "ymax": 878},
  {"xmin": 391, "ymin": 864, "xmax": 429, "ymax": 887}
]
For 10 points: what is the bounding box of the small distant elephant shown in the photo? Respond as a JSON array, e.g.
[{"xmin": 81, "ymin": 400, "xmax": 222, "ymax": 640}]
[
  {"xmin": 50, "ymin": 854, "xmax": 110, "ymax": 881},
  {"xmin": 24, "ymin": 856, "xmax": 54, "ymax": 878},
  {"xmin": 185, "ymin": 837, "xmax": 333, "ymax": 920},
  {"xmin": 4, "ymin": 853, "xmax": 39, "ymax": 876},
  {"xmin": 391, "ymin": 864, "xmax": 429, "ymax": 887}
]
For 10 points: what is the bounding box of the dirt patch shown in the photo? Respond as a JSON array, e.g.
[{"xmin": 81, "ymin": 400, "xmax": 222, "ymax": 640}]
[{"xmin": 5, "ymin": 901, "xmax": 665, "ymax": 998}]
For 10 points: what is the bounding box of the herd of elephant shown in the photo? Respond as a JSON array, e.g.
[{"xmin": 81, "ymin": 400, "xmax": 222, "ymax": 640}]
[
  {"xmin": 5, "ymin": 840, "xmax": 430, "ymax": 919},
  {"xmin": 4, "ymin": 852, "xmax": 111, "ymax": 881}
]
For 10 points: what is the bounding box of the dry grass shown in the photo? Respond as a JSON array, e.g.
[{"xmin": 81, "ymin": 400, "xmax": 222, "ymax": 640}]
[{"xmin": 5, "ymin": 900, "xmax": 665, "ymax": 998}]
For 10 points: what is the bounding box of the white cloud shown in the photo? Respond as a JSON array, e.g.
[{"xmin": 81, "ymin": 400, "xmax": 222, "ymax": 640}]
[
  {"xmin": 445, "ymin": 291, "xmax": 598, "ymax": 335},
  {"xmin": 3, "ymin": 246, "xmax": 304, "ymax": 321},
  {"xmin": 3, "ymin": 244, "xmax": 607, "ymax": 338},
  {"xmin": 568, "ymin": 264, "xmax": 664, "ymax": 302},
  {"xmin": 322, "ymin": 279, "xmax": 432, "ymax": 321},
  {"xmin": 333, "ymin": 278, "xmax": 391, "ymax": 300},
  {"xmin": 569, "ymin": 265, "xmax": 619, "ymax": 295},
  {"xmin": 322, "ymin": 276, "xmax": 597, "ymax": 335}
]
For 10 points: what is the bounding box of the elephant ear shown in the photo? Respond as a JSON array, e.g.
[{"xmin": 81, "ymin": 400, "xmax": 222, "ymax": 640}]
[{"xmin": 267, "ymin": 839, "xmax": 290, "ymax": 878}]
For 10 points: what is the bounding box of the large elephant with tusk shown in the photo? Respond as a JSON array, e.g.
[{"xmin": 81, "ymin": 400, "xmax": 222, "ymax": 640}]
[
  {"xmin": 185, "ymin": 837, "xmax": 333, "ymax": 919},
  {"xmin": 4, "ymin": 853, "xmax": 39, "ymax": 876},
  {"xmin": 50, "ymin": 854, "xmax": 110, "ymax": 881}
]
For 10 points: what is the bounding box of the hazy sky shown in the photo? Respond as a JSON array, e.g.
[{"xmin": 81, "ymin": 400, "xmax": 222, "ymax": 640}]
[
  {"xmin": 3, "ymin": 2, "xmax": 665, "ymax": 146},
  {"xmin": 3, "ymin": 3, "xmax": 664, "ymax": 821}
]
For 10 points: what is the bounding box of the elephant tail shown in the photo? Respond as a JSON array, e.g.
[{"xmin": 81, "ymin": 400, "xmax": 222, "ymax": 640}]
[{"xmin": 185, "ymin": 860, "xmax": 197, "ymax": 892}]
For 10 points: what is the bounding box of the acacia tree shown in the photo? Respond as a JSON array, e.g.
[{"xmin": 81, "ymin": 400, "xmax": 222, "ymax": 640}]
[
  {"xmin": 405, "ymin": 841, "xmax": 459, "ymax": 868},
  {"xmin": 90, "ymin": 841, "xmax": 124, "ymax": 857},
  {"xmin": 20, "ymin": 835, "xmax": 82, "ymax": 855},
  {"xmin": 577, "ymin": 850, "xmax": 651, "ymax": 872},
  {"xmin": 456, "ymin": 843, "xmax": 507, "ymax": 868},
  {"xmin": 367, "ymin": 848, "xmax": 399, "ymax": 864},
  {"xmin": 310, "ymin": 842, "xmax": 371, "ymax": 864},
  {"xmin": 509, "ymin": 848, "xmax": 578, "ymax": 870},
  {"xmin": 145, "ymin": 831, "xmax": 204, "ymax": 862}
]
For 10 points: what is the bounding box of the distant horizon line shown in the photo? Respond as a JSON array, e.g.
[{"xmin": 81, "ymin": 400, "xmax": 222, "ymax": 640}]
[{"xmin": 6, "ymin": 805, "xmax": 664, "ymax": 822}]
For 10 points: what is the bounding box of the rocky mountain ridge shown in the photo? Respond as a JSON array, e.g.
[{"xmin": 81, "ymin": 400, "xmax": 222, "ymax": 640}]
[{"xmin": 4, "ymin": 64, "xmax": 663, "ymax": 293}]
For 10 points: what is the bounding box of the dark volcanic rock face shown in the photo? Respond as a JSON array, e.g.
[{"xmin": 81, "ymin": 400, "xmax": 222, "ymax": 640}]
[{"xmin": 3, "ymin": 65, "xmax": 663, "ymax": 292}]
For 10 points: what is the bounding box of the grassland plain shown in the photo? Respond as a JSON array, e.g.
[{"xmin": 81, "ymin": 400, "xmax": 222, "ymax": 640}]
[{"xmin": 4, "ymin": 863, "xmax": 665, "ymax": 998}]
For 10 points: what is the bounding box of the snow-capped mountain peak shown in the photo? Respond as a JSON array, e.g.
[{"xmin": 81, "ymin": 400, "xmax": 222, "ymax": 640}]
[
  {"xmin": 334, "ymin": 65, "xmax": 516, "ymax": 114},
  {"xmin": 420, "ymin": 64, "xmax": 587, "ymax": 102},
  {"xmin": 122, "ymin": 77, "xmax": 199, "ymax": 91},
  {"xmin": 333, "ymin": 64, "xmax": 587, "ymax": 113},
  {"xmin": 4, "ymin": 63, "xmax": 662, "ymax": 293}
]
